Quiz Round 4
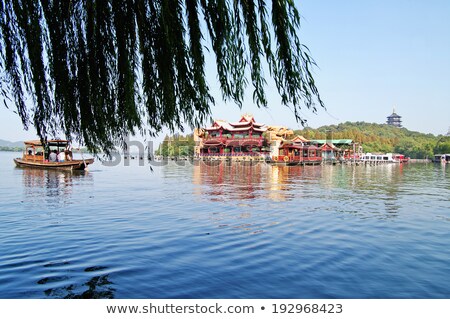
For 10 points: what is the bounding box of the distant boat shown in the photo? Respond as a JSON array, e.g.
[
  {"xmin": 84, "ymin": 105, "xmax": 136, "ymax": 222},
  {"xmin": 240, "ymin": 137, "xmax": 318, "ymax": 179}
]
[
  {"xmin": 433, "ymin": 154, "xmax": 450, "ymax": 163},
  {"xmin": 392, "ymin": 153, "xmax": 409, "ymax": 163},
  {"xmin": 360, "ymin": 153, "xmax": 409, "ymax": 163},
  {"xmin": 13, "ymin": 140, "xmax": 94, "ymax": 170}
]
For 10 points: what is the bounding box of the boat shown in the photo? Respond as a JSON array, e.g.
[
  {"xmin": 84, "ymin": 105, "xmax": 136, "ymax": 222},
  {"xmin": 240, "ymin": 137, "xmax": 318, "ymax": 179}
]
[
  {"xmin": 392, "ymin": 153, "xmax": 409, "ymax": 163},
  {"xmin": 14, "ymin": 139, "xmax": 94, "ymax": 170},
  {"xmin": 433, "ymin": 154, "xmax": 450, "ymax": 163},
  {"xmin": 359, "ymin": 153, "xmax": 409, "ymax": 164}
]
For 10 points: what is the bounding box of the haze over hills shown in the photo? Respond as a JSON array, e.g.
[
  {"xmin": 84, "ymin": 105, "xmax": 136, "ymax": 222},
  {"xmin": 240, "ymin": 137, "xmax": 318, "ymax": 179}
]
[{"xmin": 0, "ymin": 139, "xmax": 24, "ymax": 148}]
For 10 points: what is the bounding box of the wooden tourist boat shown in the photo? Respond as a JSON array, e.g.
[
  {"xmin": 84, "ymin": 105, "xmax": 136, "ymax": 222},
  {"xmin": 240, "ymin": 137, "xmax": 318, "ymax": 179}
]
[{"xmin": 14, "ymin": 140, "xmax": 94, "ymax": 171}]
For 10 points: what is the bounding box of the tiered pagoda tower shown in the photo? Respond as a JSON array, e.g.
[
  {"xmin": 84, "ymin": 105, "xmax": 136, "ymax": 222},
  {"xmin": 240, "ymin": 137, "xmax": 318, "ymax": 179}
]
[{"xmin": 387, "ymin": 108, "xmax": 402, "ymax": 127}]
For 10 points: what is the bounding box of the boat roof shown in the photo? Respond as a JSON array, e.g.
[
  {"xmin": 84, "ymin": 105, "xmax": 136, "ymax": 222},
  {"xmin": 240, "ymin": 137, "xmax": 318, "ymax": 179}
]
[{"xmin": 24, "ymin": 139, "xmax": 69, "ymax": 147}]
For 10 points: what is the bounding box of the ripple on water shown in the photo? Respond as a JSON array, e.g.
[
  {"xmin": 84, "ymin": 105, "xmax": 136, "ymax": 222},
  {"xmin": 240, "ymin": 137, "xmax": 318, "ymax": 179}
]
[{"xmin": 1, "ymin": 155, "xmax": 450, "ymax": 298}]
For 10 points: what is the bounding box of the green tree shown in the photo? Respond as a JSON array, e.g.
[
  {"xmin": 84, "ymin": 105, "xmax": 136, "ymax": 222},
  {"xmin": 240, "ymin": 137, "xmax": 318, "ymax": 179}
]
[
  {"xmin": 156, "ymin": 133, "xmax": 195, "ymax": 156},
  {"xmin": 434, "ymin": 137, "xmax": 450, "ymax": 154},
  {"xmin": 0, "ymin": 0, "xmax": 323, "ymax": 154}
]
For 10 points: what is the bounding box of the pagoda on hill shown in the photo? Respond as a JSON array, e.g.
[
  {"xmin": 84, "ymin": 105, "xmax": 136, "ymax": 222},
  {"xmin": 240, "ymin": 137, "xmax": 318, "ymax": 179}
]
[{"xmin": 387, "ymin": 108, "xmax": 402, "ymax": 127}]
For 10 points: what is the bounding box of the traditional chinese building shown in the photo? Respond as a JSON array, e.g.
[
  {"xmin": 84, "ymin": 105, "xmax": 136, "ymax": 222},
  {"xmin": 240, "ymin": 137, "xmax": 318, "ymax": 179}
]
[
  {"xmin": 309, "ymin": 139, "xmax": 356, "ymax": 162},
  {"xmin": 272, "ymin": 135, "xmax": 322, "ymax": 165},
  {"xmin": 198, "ymin": 115, "xmax": 269, "ymax": 157},
  {"xmin": 387, "ymin": 108, "xmax": 402, "ymax": 127},
  {"xmin": 196, "ymin": 115, "xmax": 328, "ymax": 164}
]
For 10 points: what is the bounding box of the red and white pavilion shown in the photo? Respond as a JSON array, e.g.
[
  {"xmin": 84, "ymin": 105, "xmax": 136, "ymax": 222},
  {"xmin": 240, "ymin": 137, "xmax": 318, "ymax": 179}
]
[{"xmin": 199, "ymin": 115, "xmax": 269, "ymax": 157}]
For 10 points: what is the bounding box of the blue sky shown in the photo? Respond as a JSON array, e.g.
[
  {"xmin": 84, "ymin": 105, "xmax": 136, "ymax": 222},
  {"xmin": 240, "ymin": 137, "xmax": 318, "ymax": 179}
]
[
  {"xmin": 1, "ymin": 0, "xmax": 449, "ymax": 142},
  {"xmin": 210, "ymin": 0, "xmax": 450, "ymax": 135}
]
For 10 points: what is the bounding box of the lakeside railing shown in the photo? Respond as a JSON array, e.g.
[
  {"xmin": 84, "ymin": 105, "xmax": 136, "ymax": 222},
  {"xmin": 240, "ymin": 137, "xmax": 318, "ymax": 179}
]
[
  {"xmin": 202, "ymin": 137, "xmax": 263, "ymax": 145},
  {"xmin": 200, "ymin": 152, "xmax": 267, "ymax": 157},
  {"xmin": 273, "ymin": 155, "xmax": 322, "ymax": 162}
]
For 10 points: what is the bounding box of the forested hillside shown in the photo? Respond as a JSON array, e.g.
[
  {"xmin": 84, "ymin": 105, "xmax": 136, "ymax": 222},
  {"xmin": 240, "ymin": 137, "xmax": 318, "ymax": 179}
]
[{"xmin": 294, "ymin": 122, "xmax": 447, "ymax": 159}]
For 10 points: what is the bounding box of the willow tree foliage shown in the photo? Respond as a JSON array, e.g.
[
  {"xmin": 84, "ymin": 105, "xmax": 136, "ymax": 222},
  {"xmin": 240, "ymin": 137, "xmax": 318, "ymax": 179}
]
[{"xmin": 0, "ymin": 0, "xmax": 323, "ymax": 153}]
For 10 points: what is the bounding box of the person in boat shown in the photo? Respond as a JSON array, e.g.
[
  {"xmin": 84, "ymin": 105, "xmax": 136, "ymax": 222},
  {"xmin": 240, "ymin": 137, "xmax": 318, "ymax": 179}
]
[
  {"xmin": 65, "ymin": 150, "xmax": 72, "ymax": 161},
  {"xmin": 65, "ymin": 146, "xmax": 73, "ymax": 161},
  {"xmin": 57, "ymin": 150, "xmax": 65, "ymax": 162},
  {"xmin": 49, "ymin": 150, "xmax": 57, "ymax": 162}
]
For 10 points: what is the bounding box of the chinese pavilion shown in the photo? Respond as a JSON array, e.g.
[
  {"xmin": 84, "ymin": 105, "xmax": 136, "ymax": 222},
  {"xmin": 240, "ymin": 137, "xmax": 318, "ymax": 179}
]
[
  {"xmin": 199, "ymin": 115, "xmax": 269, "ymax": 156},
  {"xmin": 387, "ymin": 108, "xmax": 402, "ymax": 127}
]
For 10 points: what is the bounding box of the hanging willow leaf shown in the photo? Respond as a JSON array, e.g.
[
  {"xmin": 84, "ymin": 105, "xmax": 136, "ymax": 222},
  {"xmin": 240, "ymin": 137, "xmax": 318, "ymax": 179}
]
[{"xmin": 0, "ymin": 0, "xmax": 324, "ymax": 154}]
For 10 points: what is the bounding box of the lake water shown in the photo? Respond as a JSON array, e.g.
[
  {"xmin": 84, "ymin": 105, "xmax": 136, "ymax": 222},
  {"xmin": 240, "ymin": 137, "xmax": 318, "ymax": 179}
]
[{"xmin": 0, "ymin": 151, "xmax": 449, "ymax": 298}]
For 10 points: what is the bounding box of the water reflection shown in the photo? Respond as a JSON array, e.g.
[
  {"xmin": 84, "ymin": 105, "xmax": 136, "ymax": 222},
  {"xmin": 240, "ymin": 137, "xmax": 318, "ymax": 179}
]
[
  {"xmin": 19, "ymin": 168, "xmax": 93, "ymax": 208},
  {"xmin": 192, "ymin": 162, "xmax": 324, "ymax": 202},
  {"xmin": 317, "ymin": 164, "xmax": 405, "ymax": 218},
  {"xmin": 192, "ymin": 162, "xmax": 266, "ymax": 201},
  {"xmin": 192, "ymin": 162, "xmax": 411, "ymax": 218},
  {"xmin": 266, "ymin": 165, "xmax": 322, "ymax": 201}
]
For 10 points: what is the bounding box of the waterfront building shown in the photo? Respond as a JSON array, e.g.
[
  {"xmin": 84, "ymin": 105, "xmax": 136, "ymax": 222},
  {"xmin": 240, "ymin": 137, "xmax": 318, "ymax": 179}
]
[
  {"xmin": 309, "ymin": 139, "xmax": 356, "ymax": 161},
  {"xmin": 387, "ymin": 108, "xmax": 402, "ymax": 127},
  {"xmin": 198, "ymin": 114, "xmax": 269, "ymax": 157},
  {"xmin": 272, "ymin": 136, "xmax": 322, "ymax": 165}
]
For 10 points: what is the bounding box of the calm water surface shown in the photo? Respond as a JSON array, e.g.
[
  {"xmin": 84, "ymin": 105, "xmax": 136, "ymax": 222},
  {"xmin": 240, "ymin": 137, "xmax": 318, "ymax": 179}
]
[{"xmin": 0, "ymin": 152, "xmax": 449, "ymax": 298}]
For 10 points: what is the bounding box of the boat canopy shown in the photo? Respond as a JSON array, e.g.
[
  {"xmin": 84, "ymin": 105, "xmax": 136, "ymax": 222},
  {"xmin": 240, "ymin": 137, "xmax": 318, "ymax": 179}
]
[{"xmin": 24, "ymin": 139, "xmax": 69, "ymax": 147}]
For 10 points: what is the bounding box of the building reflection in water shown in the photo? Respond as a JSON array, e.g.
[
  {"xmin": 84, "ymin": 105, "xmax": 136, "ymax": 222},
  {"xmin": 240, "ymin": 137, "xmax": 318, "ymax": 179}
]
[
  {"xmin": 191, "ymin": 162, "xmax": 325, "ymax": 235},
  {"xmin": 193, "ymin": 161, "xmax": 406, "ymax": 220},
  {"xmin": 192, "ymin": 161, "xmax": 323, "ymax": 203}
]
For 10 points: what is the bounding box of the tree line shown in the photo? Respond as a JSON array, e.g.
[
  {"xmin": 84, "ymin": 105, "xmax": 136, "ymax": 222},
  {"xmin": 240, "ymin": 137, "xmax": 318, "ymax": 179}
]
[
  {"xmin": 294, "ymin": 122, "xmax": 450, "ymax": 159},
  {"xmin": 156, "ymin": 134, "xmax": 196, "ymax": 157}
]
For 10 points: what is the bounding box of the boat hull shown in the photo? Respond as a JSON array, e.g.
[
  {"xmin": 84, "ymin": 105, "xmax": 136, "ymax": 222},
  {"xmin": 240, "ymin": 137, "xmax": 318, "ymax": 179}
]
[{"xmin": 14, "ymin": 158, "xmax": 94, "ymax": 170}]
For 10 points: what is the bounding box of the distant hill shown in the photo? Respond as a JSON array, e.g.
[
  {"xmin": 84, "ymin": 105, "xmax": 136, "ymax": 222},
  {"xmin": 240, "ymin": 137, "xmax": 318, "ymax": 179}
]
[
  {"xmin": 0, "ymin": 139, "xmax": 23, "ymax": 148},
  {"xmin": 294, "ymin": 122, "xmax": 444, "ymax": 159}
]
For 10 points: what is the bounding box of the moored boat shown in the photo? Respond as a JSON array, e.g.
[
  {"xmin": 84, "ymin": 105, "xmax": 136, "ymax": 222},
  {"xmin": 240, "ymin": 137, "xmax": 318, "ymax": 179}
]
[
  {"xmin": 433, "ymin": 154, "xmax": 450, "ymax": 163},
  {"xmin": 392, "ymin": 153, "xmax": 409, "ymax": 163},
  {"xmin": 359, "ymin": 152, "xmax": 409, "ymax": 164},
  {"xmin": 14, "ymin": 140, "xmax": 94, "ymax": 170}
]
